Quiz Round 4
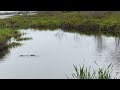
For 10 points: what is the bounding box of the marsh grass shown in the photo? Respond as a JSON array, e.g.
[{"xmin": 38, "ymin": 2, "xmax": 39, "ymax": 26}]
[
  {"xmin": 67, "ymin": 63, "xmax": 119, "ymax": 79},
  {"xmin": 1, "ymin": 12, "xmax": 120, "ymax": 48},
  {"xmin": 16, "ymin": 37, "xmax": 32, "ymax": 41},
  {"xmin": 0, "ymin": 28, "xmax": 29, "ymax": 49},
  {"xmin": 0, "ymin": 28, "xmax": 21, "ymax": 42},
  {"xmin": 1, "ymin": 12, "xmax": 120, "ymax": 35},
  {"xmin": 7, "ymin": 42, "xmax": 22, "ymax": 48}
]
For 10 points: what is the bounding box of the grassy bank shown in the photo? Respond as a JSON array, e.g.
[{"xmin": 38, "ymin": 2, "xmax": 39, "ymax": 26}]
[
  {"xmin": 0, "ymin": 28, "xmax": 21, "ymax": 49},
  {"xmin": 0, "ymin": 12, "xmax": 120, "ymax": 35}
]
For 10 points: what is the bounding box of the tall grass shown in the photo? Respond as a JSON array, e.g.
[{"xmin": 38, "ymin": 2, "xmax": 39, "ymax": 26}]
[{"xmin": 67, "ymin": 63, "xmax": 119, "ymax": 79}]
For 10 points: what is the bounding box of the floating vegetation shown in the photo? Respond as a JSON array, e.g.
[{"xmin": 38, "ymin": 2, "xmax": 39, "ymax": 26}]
[
  {"xmin": 16, "ymin": 37, "xmax": 32, "ymax": 41},
  {"xmin": 7, "ymin": 42, "xmax": 22, "ymax": 48}
]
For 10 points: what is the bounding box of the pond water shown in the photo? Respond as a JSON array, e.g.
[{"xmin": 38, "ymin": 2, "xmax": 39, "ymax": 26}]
[{"xmin": 0, "ymin": 28, "xmax": 120, "ymax": 79}]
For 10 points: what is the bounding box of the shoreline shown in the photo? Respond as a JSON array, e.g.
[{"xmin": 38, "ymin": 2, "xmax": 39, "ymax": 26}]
[
  {"xmin": 0, "ymin": 12, "xmax": 119, "ymax": 35},
  {"xmin": 1, "ymin": 12, "xmax": 120, "ymax": 49}
]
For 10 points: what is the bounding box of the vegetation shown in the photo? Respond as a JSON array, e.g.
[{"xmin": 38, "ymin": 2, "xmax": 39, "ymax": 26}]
[
  {"xmin": 0, "ymin": 11, "xmax": 120, "ymax": 36},
  {"xmin": 67, "ymin": 64, "xmax": 119, "ymax": 79},
  {"xmin": 0, "ymin": 11, "xmax": 120, "ymax": 78},
  {"xmin": 1, "ymin": 11, "xmax": 120, "ymax": 49},
  {"xmin": 7, "ymin": 42, "xmax": 22, "ymax": 48},
  {"xmin": 0, "ymin": 28, "xmax": 21, "ymax": 42},
  {"xmin": 0, "ymin": 28, "xmax": 22, "ymax": 49},
  {"xmin": 16, "ymin": 37, "xmax": 32, "ymax": 41}
]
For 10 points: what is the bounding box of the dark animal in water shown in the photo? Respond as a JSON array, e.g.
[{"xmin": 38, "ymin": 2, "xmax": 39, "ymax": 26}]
[{"xmin": 20, "ymin": 54, "xmax": 36, "ymax": 56}]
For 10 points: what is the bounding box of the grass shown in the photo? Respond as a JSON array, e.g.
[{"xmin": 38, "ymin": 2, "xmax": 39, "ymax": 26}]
[
  {"xmin": 16, "ymin": 37, "xmax": 32, "ymax": 41},
  {"xmin": 7, "ymin": 42, "xmax": 22, "ymax": 48},
  {"xmin": 0, "ymin": 28, "xmax": 30, "ymax": 49},
  {"xmin": 67, "ymin": 63, "xmax": 119, "ymax": 79},
  {"xmin": 1, "ymin": 11, "xmax": 120, "ymax": 49},
  {"xmin": 0, "ymin": 28, "xmax": 21, "ymax": 42},
  {"xmin": 0, "ymin": 28, "xmax": 22, "ymax": 47},
  {"xmin": 0, "ymin": 12, "xmax": 120, "ymax": 36}
]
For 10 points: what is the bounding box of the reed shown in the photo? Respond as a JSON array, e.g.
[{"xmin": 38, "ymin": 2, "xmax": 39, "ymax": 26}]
[{"xmin": 67, "ymin": 63, "xmax": 119, "ymax": 79}]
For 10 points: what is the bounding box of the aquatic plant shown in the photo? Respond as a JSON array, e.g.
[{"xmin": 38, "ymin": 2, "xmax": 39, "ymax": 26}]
[
  {"xmin": 16, "ymin": 37, "xmax": 32, "ymax": 41},
  {"xmin": 67, "ymin": 63, "xmax": 119, "ymax": 79},
  {"xmin": 7, "ymin": 42, "xmax": 22, "ymax": 48}
]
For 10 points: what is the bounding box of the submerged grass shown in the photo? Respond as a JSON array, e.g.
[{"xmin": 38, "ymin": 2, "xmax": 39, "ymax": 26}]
[{"xmin": 67, "ymin": 63, "xmax": 119, "ymax": 79}]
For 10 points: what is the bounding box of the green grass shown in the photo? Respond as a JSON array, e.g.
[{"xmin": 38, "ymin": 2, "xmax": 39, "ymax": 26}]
[
  {"xmin": 0, "ymin": 11, "xmax": 120, "ymax": 49},
  {"xmin": 0, "ymin": 28, "xmax": 21, "ymax": 42},
  {"xmin": 0, "ymin": 28, "xmax": 24, "ymax": 49},
  {"xmin": 67, "ymin": 64, "xmax": 119, "ymax": 79},
  {"xmin": 0, "ymin": 12, "xmax": 120, "ymax": 33},
  {"xmin": 0, "ymin": 12, "xmax": 120, "ymax": 36},
  {"xmin": 7, "ymin": 42, "xmax": 22, "ymax": 48},
  {"xmin": 16, "ymin": 37, "xmax": 32, "ymax": 41}
]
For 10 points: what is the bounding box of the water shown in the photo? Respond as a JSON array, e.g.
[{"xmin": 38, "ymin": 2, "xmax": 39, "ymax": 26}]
[
  {"xmin": 0, "ymin": 28, "xmax": 120, "ymax": 79},
  {"xmin": 0, "ymin": 12, "xmax": 36, "ymax": 19},
  {"xmin": 0, "ymin": 14, "xmax": 15, "ymax": 19}
]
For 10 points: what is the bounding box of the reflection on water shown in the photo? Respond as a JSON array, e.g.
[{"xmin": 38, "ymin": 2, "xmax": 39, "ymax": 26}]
[
  {"xmin": 0, "ymin": 29, "xmax": 120, "ymax": 78},
  {"xmin": 0, "ymin": 48, "xmax": 10, "ymax": 62},
  {"xmin": 0, "ymin": 37, "xmax": 22, "ymax": 63},
  {"xmin": 54, "ymin": 30, "xmax": 67, "ymax": 40},
  {"xmin": 107, "ymin": 37, "xmax": 120, "ymax": 69},
  {"xmin": 94, "ymin": 35, "xmax": 106, "ymax": 53},
  {"xmin": 73, "ymin": 33, "xmax": 81, "ymax": 42},
  {"xmin": 115, "ymin": 37, "xmax": 120, "ymax": 48}
]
